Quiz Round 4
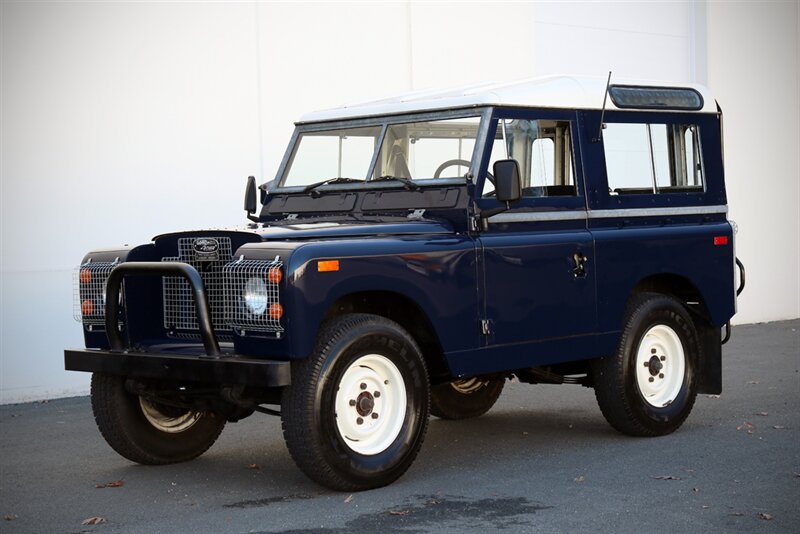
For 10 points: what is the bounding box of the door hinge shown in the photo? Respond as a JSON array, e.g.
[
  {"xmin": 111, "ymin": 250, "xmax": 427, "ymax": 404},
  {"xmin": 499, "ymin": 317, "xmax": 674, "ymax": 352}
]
[{"xmin": 481, "ymin": 319, "xmax": 491, "ymax": 335}]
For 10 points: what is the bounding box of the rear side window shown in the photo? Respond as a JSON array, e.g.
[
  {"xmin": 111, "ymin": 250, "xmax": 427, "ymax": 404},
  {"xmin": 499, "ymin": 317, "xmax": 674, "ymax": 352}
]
[{"xmin": 603, "ymin": 122, "xmax": 703, "ymax": 194}]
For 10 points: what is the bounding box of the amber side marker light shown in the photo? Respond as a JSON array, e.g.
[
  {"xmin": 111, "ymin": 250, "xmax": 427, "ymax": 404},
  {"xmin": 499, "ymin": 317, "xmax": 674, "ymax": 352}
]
[
  {"xmin": 318, "ymin": 260, "xmax": 340, "ymax": 272},
  {"xmin": 81, "ymin": 299, "xmax": 94, "ymax": 316},
  {"xmin": 269, "ymin": 303, "xmax": 283, "ymax": 320},
  {"xmin": 268, "ymin": 267, "xmax": 283, "ymax": 284},
  {"xmin": 80, "ymin": 269, "xmax": 92, "ymax": 284},
  {"xmin": 713, "ymin": 236, "xmax": 729, "ymax": 246}
]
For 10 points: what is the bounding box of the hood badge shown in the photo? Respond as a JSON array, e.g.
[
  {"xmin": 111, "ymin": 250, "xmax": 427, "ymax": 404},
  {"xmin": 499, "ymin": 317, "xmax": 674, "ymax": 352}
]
[{"xmin": 193, "ymin": 238, "xmax": 220, "ymax": 261}]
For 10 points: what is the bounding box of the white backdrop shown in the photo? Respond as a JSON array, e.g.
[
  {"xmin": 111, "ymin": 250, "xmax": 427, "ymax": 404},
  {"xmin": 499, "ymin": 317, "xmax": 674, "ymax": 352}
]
[{"xmin": 2, "ymin": 1, "xmax": 798, "ymax": 403}]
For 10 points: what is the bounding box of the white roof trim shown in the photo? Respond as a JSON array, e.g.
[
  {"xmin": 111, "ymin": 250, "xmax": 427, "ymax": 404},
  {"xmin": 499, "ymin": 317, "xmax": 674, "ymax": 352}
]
[{"xmin": 299, "ymin": 75, "xmax": 716, "ymax": 123}]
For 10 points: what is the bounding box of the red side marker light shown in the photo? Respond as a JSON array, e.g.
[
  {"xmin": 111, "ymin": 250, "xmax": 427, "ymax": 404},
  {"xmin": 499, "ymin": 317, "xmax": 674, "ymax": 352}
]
[
  {"xmin": 713, "ymin": 236, "xmax": 729, "ymax": 246},
  {"xmin": 318, "ymin": 260, "xmax": 340, "ymax": 272}
]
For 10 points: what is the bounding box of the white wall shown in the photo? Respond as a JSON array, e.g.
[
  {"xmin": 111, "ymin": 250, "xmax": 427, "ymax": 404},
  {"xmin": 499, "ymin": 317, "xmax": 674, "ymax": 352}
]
[
  {"xmin": 705, "ymin": 1, "xmax": 800, "ymax": 325},
  {"xmin": 1, "ymin": 1, "xmax": 797, "ymax": 403}
]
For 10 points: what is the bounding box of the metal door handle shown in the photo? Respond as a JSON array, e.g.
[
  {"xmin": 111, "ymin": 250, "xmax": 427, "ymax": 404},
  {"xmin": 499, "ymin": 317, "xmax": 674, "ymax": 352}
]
[{"xmin": 572, "ymin": 252, "xmax": 588, "ymax": 278}]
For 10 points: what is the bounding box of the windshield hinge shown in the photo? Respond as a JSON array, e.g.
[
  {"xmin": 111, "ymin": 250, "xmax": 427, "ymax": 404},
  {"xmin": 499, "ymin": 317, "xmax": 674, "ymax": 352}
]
[
  {"xmin": 470, "ymin": 215, "xmax": 481, "ymax": 232},
  {"xmin": 481, "ymin": 319, "xmax": 491, "ymax": 335},
  {"xmin": 408, "ymin": 209, "xmax": 426, "ymax": 220}
]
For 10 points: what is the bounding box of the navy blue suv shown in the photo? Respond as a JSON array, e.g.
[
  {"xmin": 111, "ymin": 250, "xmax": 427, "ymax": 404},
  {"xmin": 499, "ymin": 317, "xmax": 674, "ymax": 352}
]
[{"xmin": 66, "ymin": 76, "xmax": 744, "ymax": 491}]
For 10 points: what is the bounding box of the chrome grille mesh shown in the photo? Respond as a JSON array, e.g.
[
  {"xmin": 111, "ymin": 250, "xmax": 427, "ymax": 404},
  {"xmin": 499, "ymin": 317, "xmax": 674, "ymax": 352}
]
[
  {"xmin": 73, "ymin": 260, "xmax": 120, "ymax": 325},
  {"xmin": 224, "ymin": 258, "xmax": 284, "ymax": 334},
  {"xmin": 162, "ymin": 237, "xmax": 232, "ymax": 338}
]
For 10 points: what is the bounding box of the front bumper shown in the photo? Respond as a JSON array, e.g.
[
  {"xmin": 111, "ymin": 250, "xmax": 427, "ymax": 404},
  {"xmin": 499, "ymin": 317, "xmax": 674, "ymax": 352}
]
[{"xmin": 64, "ymin": 348, "xmax": 291, "ymax": 387}]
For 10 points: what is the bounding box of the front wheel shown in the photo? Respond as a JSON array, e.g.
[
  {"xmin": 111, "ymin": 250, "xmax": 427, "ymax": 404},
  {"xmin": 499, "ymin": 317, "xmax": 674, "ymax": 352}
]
[
  {"xmin": 281, "ymin": 313, "xmax": 430, "ymax": 491},
  {"xmin": 430, "ymin": 378, "xmax": 504, "ymax": 420},
  {"xmin": 90, "ymin": 374, "xmax": 225, "ymax": 464},
  {"xmin": 592, "ymin": 293, "xmax": 699, "ymax": 437}
]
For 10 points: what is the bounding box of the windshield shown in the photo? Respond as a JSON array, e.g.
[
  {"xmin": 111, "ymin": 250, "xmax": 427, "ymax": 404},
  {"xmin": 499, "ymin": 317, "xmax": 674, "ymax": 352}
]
[{"xmin": 280, "ymin": 116, "xmax": 482, "ymax": 188}]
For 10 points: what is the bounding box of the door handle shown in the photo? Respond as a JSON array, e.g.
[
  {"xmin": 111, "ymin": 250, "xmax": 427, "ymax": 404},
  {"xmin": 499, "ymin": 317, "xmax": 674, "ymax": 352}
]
[{"xmin": 572, "ymin": 252, "xmax": 588, "ymax": 278}]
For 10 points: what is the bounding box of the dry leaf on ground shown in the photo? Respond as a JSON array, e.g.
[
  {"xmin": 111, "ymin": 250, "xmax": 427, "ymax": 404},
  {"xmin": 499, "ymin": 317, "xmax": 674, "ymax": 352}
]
[
  {"xmin": 652, "ymin": 475, "xmax": 681, "ymax": 480},
  {"xmin": 757, "ymin": 512, "xmax": 773, "ymax": 521},
  {"xmin": 388, "ymin": 510, "xmax": 410, "ymax": 516},
  {"xmin": 574, "ymin": 475, "xmax": 585, "ymax": 483},
  {"xmin": 82, "ymin": 517, "xmax": 107, "ymax": 525},
  {"xmin": 344, "ymin": 494, "xmax": 353, "ymax": 504},
  {"xmin": 3, "ymin": 514, "xmax": 18, "ymax": 521},
  {"xmin": 756, "ymin": 412, "xmax": 769, "ymax": 416},
  {"xmin": 95, "ymin": 480, "xmax": 124, "ymax": 488},
  {"xmin": 773, "ymin": 425, "xmax": 786, "ymax": 430},
  {"xmin": 247, "ymin": 464, "xmax": 260, "ymax": 470}
]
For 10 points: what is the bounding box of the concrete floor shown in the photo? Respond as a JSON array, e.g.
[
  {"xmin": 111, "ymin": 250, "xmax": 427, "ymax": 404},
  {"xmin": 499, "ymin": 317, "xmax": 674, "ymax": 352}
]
[{"xmin": 1, "ymin": 320, "xmax": 798, "ymax": 533}]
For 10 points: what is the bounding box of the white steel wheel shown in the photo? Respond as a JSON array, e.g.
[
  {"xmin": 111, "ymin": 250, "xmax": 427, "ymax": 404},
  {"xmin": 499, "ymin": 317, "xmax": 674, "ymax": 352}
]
[
  {"xmin": 450, "ymin": 377, "xmax": 488, "ymax": 394},
  {"xmin": 635, "ymin": 324, "xmax": 686, "ymax": 408},
  {"xmin": 139, "ymin": 398, "xmax": 202, "ymax": 433},
  {"xmin": 334, "ymin": 353, "xmax": 407, "ymax": 455},
  {"xmin": 592, "ymin": 293, "xmax": 699, "ymax": 437}
]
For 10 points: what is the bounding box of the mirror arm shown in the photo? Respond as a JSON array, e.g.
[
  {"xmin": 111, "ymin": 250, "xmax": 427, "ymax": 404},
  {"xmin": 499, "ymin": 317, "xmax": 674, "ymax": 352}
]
[{"xmin": 478, "ymin": 201, "xmax": 512, "ymax": 220}]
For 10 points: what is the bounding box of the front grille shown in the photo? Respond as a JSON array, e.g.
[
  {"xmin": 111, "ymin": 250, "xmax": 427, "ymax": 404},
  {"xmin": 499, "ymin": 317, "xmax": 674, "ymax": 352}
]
[
  {"xmin": 162, "ymin": 237, "xmax": 232, "ymax": 339},
  {"xmin": 224, "ymin": 258, "xmax": 284, "ymax": 334},
  {"xmin": 73, "ymin": 260, "xmax": 121, "ymax": 326}
]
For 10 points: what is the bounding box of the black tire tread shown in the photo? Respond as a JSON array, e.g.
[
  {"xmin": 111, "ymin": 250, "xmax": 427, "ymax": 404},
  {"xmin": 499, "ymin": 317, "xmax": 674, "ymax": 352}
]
[
  {"xmin": 91, "ymin": 373, "xmax": 225, "ymax": 465},
  {"xmin": 592, "ymin": 292, "xmax": 698, "ymax": 437},
  {"xmin": 430, "ymin": 379, "xmax": 504, "ymax": 420},
  {"xmin": 281, "ymin": 313, "xmax": 430, "ymax": 491}
]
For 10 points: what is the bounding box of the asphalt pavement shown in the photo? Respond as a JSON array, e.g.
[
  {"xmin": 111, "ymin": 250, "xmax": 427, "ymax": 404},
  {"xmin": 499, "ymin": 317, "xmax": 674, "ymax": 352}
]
[{"xmin": 1, "ymin": 320, "xmax": 798, "ymax": 533}]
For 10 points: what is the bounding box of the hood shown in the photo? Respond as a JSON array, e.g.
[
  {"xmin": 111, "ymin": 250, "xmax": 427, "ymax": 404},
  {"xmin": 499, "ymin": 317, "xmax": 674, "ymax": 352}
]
[{"xmin": 153, "ymin": 219, "xmax": 454, "ymax": 243}]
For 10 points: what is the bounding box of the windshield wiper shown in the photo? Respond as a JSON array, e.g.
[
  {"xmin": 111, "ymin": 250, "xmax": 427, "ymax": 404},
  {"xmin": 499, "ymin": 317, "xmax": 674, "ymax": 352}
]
[
  {"xmin": 302, "ymin": 177, "xmax": 363, "ymax": 195},
  {"xmin": 372, "ymin": 175, "xmax": 420, "ymax": 191}
]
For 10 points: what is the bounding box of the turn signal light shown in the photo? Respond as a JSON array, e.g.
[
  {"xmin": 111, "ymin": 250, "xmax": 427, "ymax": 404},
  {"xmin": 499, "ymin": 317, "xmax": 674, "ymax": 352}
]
[
  {"xmin": 318, "ymin": 260, "xmax": 340, "ymax": 272},
  {"xmin": 268, "ymin": 303, "xmax": 283, "ymax": 320},
  {"xmin": 80, "ymin": 269, "xmax": 92, "ymax": 284},
  {"xmin": 81, "ymin": 299, "xmax": 94, "ymax": 316},
  {"xmin": 267, "ymin": 267, "xmax": 283, "ymax": 284}
]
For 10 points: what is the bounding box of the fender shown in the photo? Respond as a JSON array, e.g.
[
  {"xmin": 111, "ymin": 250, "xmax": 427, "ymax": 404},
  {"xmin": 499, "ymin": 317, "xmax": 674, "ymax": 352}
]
[{"xmin": 240, "ymin": 234, "xmax": 479, "ymax": 360}]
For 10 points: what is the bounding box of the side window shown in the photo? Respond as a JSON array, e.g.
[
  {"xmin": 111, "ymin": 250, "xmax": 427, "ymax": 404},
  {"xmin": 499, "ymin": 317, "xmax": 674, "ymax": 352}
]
[
  {"xmin": 603, "ymin": 122, "xmax": 704, "ymax": 194},
  {"xmin": 482, "ymin": 119, "xmax": 576, "ymax": 198}
]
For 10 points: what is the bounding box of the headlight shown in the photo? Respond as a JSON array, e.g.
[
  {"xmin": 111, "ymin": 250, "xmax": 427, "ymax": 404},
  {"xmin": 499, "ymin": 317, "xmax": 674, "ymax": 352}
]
[{"xmin": 243, "ymin": 278, "xmax": 268, "ymax": 315}]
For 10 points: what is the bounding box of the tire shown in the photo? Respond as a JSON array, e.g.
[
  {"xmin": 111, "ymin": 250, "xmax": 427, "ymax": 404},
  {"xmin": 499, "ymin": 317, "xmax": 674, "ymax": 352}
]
[
  {"xmin": 281, "ymin": 313, "xmax": 430, "ymax": 491},
  {"xmin": 430, "ymin": 378, "xmax": 504, "ymax": 420},
  {"xmin": 592, "ymin": 293, "xmax": 699, "ymax": 437},
  {"xmin": 90, "ymin": 373, "xmax": 225, "ymax": 465}
]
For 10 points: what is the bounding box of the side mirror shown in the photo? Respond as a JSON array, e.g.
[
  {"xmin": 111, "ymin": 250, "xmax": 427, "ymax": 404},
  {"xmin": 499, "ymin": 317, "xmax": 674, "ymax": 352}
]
[
  {"xmin": 493, "ymin": 159, "xmax": 521, "ymax": 203},
  {"xmin": 244, "ymin": 176, "xmax": 257, "ymax": 220}
]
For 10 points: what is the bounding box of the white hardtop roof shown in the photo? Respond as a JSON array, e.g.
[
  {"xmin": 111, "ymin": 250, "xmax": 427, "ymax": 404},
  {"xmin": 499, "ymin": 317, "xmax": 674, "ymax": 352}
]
[{"xmin": 299, "ymin": 75, "xmax": 716, "ymax": 123}]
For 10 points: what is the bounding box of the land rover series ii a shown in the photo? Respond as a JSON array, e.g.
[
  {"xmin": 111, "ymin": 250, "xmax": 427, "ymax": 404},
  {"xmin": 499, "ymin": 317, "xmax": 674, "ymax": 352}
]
[{"xmin": 66, "ymin": 76, "xmax": 743, "ymax": 491}]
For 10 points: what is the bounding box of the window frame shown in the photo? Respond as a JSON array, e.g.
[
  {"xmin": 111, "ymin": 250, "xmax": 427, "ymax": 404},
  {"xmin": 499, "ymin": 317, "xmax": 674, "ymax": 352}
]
[
  {"xmin": 273, "ymin": 108, "xmax": 492, "ymax": 192},
  {"xmin": 474, "ymin": 107, "xmax": 585, "ymax": 212},
  {"xmin": 591, "ymin": 110, "xmax": 717, "ymax": 211}
]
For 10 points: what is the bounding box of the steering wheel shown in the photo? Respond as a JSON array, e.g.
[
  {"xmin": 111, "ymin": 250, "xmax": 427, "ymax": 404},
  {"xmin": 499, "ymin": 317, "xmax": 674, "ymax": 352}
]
[
  {"xmin": 434, "ymin": 158, "xmax": 496, "ymax": 197},
  {"xmin": 434, "ymin": 159, "xmax": 472, "ymax": 179}
]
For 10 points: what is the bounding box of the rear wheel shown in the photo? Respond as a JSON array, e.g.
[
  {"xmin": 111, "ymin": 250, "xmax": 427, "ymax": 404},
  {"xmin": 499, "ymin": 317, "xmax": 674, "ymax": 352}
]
[
  {"xmin": 281, "ymin": 313, "xmax": 430, "ymax": 491},
  {"xmin": 90, "ymin": 374, "xmax": 225, "ymax": 464},
  {"xmin": 430, "ymin": 378, "xmax": 504, "ymax": 420},
  {"xmin": 592, "ymin": 293, "xmax": 699, "ymax": 437}
]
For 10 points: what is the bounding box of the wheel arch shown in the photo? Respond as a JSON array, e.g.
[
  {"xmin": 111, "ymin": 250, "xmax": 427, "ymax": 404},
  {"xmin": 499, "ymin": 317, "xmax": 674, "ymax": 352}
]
[
  {"xmin": 321, "ymin": 290, "xmax": 451, "ymax": 382},
  {"xmin": 626, "ymin": 274, "xmax": 722, "ymax": 395}
]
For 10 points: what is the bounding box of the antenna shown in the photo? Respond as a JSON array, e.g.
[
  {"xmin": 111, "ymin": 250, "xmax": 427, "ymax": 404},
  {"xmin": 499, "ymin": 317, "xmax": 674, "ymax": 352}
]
[{"xmin": 593, "ymin": 71, "xmax": 612, "ymax": 143}]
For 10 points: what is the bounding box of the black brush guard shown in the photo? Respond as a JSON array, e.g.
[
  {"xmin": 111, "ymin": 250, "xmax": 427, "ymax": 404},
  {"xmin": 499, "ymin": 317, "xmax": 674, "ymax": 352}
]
[{"xmin": 64, "ymin": 262, "xmax": 290, "ymax": 387}]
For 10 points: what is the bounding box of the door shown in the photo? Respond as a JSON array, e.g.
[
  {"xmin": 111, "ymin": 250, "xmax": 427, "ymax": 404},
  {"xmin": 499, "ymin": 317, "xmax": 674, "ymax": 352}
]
[{"xmin": 476, "ymin": 109, "xmax": 597, "ymax": 368}]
